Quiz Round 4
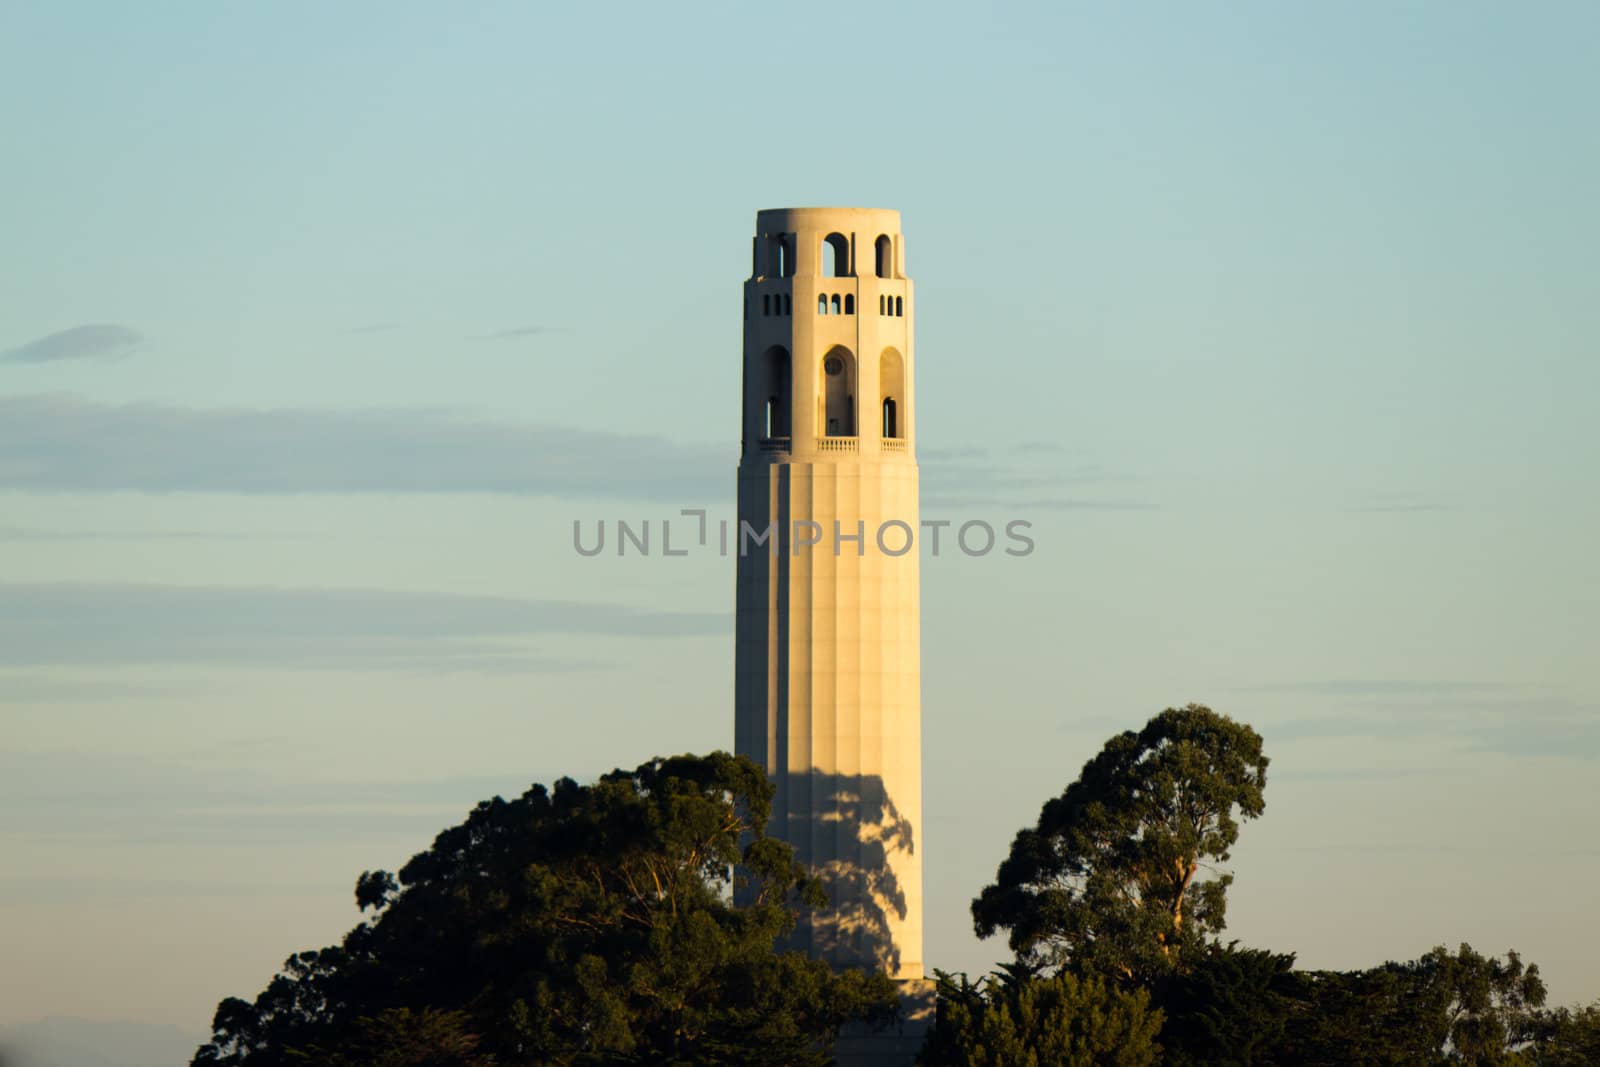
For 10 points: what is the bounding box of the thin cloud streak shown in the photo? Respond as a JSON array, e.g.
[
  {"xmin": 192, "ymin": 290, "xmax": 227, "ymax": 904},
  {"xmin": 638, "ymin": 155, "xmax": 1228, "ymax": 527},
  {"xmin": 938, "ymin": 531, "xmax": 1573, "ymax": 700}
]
[
  {"xmin": 0, "ymin": 395, "xmax": 1139, "ymax": 507},
  {"xmin": 923, "ymin": 495, "xmax": 1156, "ymax": 511},
  {"xmin": 0, "ymin": 525, "xmax": 271, "ymax": 542},
  {"xmin": 0, "ymin": 394, "xmax": 727, "ymax": 499},
  {"xmin": 922, "ymin": 445, "xmax": 1153, "ymax": 511},
  {"xmin": 1, "ymin": 324, "xmax": 143, "ymax": 363},
  {"xmin": 1241, "ymin": 680, "xmax": 1528, "ymax": 696},
  {"xmin": 0, "ymin": 581, "xmax": 727, "ymax": 672},
  {"xmin": 0, "ymin": 675, "xmax": 186, "ymax": 703}
]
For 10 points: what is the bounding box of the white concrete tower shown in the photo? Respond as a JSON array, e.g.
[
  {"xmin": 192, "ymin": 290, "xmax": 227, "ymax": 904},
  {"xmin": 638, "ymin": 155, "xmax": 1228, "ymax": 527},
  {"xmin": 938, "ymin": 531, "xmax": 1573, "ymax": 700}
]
[{"xmin": 735, "ymin": 208, "xmax": 922, "ymax": 984}]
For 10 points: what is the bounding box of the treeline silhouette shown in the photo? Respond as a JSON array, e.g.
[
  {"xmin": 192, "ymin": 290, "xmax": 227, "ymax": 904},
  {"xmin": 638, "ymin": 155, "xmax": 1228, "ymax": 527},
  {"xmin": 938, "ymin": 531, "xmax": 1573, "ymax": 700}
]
[
  {"xmin": 191, "ymin": 708, "xmax": 1600, "ymax": 1065},
  {"xmin": 921, "ymin": 705, "xmax": 1600, "ymax": 1066}
]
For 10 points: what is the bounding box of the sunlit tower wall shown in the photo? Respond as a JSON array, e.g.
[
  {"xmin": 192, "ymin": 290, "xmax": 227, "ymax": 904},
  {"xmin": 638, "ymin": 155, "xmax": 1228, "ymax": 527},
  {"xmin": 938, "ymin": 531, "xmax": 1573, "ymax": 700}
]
[{"xmin": 734, "ymin": 207, "xmax": 922, "ymax": 985}]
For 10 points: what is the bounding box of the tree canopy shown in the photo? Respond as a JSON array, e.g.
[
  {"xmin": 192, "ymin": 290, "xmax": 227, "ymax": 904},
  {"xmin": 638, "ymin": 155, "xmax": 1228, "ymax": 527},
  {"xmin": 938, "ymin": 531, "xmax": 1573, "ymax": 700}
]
[
  {"xmin": 192, "ymin": 752, "xmax": 898, "ymax": 1067},
  {"xmin": 1154, "ymin": 942, "xmax": 1299, "ymax": 1067},
  {"xmin": 1274, "ymin": 944, "xmax": 1548, "ymax": 1066},
  {"xmin": 916, "ymin": 967, "xmax": 1162, "ymax": 1067},
  {"xmin": 972, "ymin": 704, "xmax": 1268, "ymax": 980}
]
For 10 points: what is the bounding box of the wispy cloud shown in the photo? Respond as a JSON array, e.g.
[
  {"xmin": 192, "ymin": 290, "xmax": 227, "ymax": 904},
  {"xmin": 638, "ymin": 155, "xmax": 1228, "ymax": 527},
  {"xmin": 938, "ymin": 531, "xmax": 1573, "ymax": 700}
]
[
  {"xmin": 922, "ymin": 445, "xmax": 1155, "ymax": 511},
  {"xmin": 0, "ymin": 749, "xmax": 583, "ymax": 848},
  {"xmin": 1, "ymin": 324, "xmax": 142, "ymax": 364},
  {"xmin": 920, "ymin": 446, "xmax": 987, "ymax": 461},
  {"xmin": 1241, "ymin": 680, "xmax": 1527, "ymax": 696},
  {"xmin": 0, "ymin": 581, "xmax": 727, "ymax": 672},
  {"xmin": 0, "ymin": 675, "xmax": 185, "ymax": 704},
  {"xmin": 923, "ymin": 495, "xmax": 1155, "ymax": 512},
  {"xmin": 1266, "ymin": 710, "xmax": 1600, "ymax": 759},
  {"xmin": 0, "ymin": 1017, "xmax": 203, "ymax": 1067},
  {"xmin": 1243, "ymin": 680, "xmax": 1597, "ymax": 759},
  {"xmin": 0, "ymin": 525, "xmax": 270, "ymax": 543},
  {"xmin": 0, "ymin": 395, "xmax": 1140, "ymax": 509},
  {"xmin": 0, "ymin": 394, "xmax": 725, "ymax": 499},
  {"xmin": 1344, "ymin": 491, "xmax": 1457, "ymax": 513}
]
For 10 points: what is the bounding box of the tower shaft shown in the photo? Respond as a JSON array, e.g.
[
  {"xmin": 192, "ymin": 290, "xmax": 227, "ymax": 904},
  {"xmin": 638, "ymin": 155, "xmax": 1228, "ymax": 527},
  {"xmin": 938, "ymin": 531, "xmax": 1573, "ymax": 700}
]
[{"xmin": 734, "ymin": 208, "xmax": 922, "ymax": 981}]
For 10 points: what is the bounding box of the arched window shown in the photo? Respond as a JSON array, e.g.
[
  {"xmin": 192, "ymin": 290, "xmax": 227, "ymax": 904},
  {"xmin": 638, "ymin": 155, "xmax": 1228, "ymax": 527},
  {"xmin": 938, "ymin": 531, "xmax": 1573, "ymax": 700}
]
[
  {"xmin": 875, "ymin": 235, "xmax": 892, "ymax": 278},
  {"xmin": 831, "ymin": 293, "xmax": 841, "ymax": 315},
  {"xmin": 762, "ymin": 294, "xmax": 770, "ymax": 316},
  {"xmin": 783, "ymin": 294, "xmax": 791, "ymax": 315},
  {"xmin": 821, "ymin": 347, "xmax": 856, "ymax": 436},
  {"xmin": 879, "ymin": 295, "xmax": 885, "ymax": 315},
  {"xmin": 879, "ymin": 348, "xmax": 905, "ymax": 440},
  {"xmin": 818, "ymin": 295, "xmax": 829, "ymax": 316},
  {"xmin": 768, "ymin": 235, "xmax": 787, "ymax": 278},
  {"xmin": 822, "ymin": 232, "xmax": 850, "ymax": 277},
  {"xmin": 844, "ymin": 294, "xmax": 854, "ymax": 315},
  {"xmin": 895, "ymin": 296, "xmax": 903, "ymax": 317},
  {"xmin": 761, "ymin": 346, "xmax": 791, "ymax": 439}
]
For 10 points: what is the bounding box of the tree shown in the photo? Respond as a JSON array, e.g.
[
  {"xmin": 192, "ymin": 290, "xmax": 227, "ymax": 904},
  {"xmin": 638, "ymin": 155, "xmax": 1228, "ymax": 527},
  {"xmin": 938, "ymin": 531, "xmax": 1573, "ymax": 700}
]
[
  {"xmin": 1409, "ymin": 943, "xmax": 1545, "ymax": 1064},
  {"xmin": 972, "ymin": 704, "xmax": 1268, "ymax": 980},
  {"xmin": 916, "ymin": 968, "xmax": 1162, "ymax": 1067},
  {"xmin": 1154, "ymin": 942, "xmax": 1298, "ymax": 1066},
  {"xmin": 192, "ymin": 752, "xmax": 899, "ymax": 1066},
  {"xmin": 1277, "ymin": 964, "xmax": 1448, "ymax": 1066},
  {"xmin": 1279, "ymin": 944, "xmax": 1546, "ymax": 1066},
  {"xmin": 302, "ymin": 1008, "xmax": 498, "ymax": 1067},
  {"xmin": 1528, "ymin": 1002, "xmax": 1600, "ymax": 1066}
]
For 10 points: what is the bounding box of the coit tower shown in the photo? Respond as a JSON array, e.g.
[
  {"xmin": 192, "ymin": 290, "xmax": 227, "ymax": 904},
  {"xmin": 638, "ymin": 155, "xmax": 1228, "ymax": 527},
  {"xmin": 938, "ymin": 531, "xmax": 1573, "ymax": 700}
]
[{"xmin": 735, "ymin": 207, "xmax": 922, "ymax": 983}]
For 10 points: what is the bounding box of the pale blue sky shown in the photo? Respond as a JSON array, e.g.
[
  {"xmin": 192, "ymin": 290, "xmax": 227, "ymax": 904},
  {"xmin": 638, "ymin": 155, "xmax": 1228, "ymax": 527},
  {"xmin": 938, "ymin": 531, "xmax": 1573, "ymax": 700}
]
[{"xmin": 2, "ymin": 0, "xmax": 1597, "ymax": 1039}]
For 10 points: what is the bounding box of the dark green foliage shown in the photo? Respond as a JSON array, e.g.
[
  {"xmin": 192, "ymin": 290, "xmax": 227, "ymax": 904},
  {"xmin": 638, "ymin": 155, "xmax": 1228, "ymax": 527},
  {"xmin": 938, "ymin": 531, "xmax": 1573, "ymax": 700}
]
[
  {"xmin": 1154, "ymin": 942, "xmax": 1298, "ymax": 1067},
  {"xmin": 1527, "ymin": 1003, "xmax": 1600, "ymax": 1065},
  {"xmin": 1279, "ymin": 944, "xmax": 1546, "ymax": 1066},
  {"xmin": 1279, "ymin": 962, "xmax": 1453, "ymax": 1065},
  {"xmin": 956, "ymin": 707, "xmax": 1590, "ymax": 1066},
  {"xmin": 972, "ymin": 704, "xmax": 1268, "ymax": 980},
  {"xmin": 1413, "ymin": 943, "xmax": 1545, "ymax": 1064},
  {"xmin": 192, "ymin": 752, "xmax": 898, "ymax": 1067},
  {"xmin": 300, "ymin": 1008, "xmax": 497, "ymax": 1066},
  {"xmin": 917, "ymin": 968, "xmax": 1162, "ymax": 1067}
]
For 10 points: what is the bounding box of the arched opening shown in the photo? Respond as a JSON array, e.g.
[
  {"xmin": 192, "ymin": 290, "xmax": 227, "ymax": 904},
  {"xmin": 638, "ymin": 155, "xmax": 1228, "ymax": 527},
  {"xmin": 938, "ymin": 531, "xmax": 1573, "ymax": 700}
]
[
  {"xmin": 895, "ymin": 296, "xmax": 903, "ymax": 317},
  {"xmin": 762, "ymin": 294, "xmax": 770, "ymax": 316},
  {"xmin": 822, "ymin": 232, "xmax": 850, "ymax": 277},
  {"xmin": 783, "ymin": 294, "xmax": 791, "ymax": 315},
  {"xmin": 844, "ymin": 294, "xmax": 855, "ymax": 315},
  {"xmin": 818, "ymin": 295, "xmax": 829, "ymax": 316},
  {"xmin": 761, "ymin": 345, "xmax": 791, "ymax": 439},
  {"xmin": 768, "ymin": 234, "xmax": 794, "ymax": 278},
  {"xmin": 821, "ymin": 347, "xmax": 856, "ymax": 437},
  {"xmin": 875, "ymin": 235, "xmax": 892, "ymax": 278},
  {"xmin": 879, "ymin": 348, "xmax": 905, "ymax": 440},
  {"xmin": 831, "ymin": 293, "xmax": 841, "ymax": 315}
]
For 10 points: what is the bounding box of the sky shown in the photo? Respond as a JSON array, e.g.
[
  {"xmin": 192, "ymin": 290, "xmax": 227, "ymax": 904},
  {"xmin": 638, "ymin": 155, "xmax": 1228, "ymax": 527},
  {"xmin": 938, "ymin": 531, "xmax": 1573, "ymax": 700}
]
[{"xmin": 2, "ymin": 0, "xmax": 1598, "ymax": 1044}]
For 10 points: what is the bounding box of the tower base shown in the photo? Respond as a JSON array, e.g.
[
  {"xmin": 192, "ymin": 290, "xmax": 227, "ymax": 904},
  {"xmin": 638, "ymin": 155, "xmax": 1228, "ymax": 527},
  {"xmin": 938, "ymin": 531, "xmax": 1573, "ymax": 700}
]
[{"xmin": 833, "ymin": 979, "xmax": 934, "ymax": 1067}]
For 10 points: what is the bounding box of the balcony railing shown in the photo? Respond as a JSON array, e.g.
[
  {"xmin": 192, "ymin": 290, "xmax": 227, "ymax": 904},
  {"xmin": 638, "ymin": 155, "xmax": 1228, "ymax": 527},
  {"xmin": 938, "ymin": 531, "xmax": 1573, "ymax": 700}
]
[{"xmin": 755, "ymin": 436, "xmax": 908, "ymax": 456}]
